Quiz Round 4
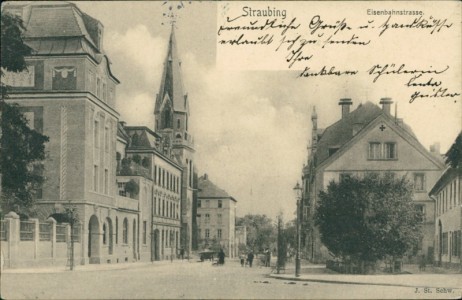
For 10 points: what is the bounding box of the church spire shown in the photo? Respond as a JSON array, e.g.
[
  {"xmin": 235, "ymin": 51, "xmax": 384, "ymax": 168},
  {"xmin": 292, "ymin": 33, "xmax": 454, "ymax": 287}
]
[{"xmin": 155, "ymin": 26, "xmax": 188, "ymax": 119}]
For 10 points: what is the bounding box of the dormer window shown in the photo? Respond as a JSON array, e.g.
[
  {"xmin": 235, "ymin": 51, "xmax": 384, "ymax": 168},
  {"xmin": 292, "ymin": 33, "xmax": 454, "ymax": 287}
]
[
  {"xmin": 52, "ymin": 66, "xmax": 76, "ymax": 90},
  {"xmin": 328, "ymin": 147, "xmax": 339, "ymax": 157}
]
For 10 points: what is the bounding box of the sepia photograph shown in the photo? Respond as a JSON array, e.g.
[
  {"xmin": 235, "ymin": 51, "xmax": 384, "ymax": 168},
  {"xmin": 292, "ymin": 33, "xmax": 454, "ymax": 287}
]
[{"xmin": 0, "ymin": 0, "xmax": 461, "ymax": 299}]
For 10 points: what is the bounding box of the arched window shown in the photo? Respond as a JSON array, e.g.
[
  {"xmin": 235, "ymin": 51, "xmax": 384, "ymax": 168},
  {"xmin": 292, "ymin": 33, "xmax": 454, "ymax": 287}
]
[
  {"xmin": 123, "ymin": 218, "xmax": 128, "ymax": 244},
  {"xmin": 177, "ymin": 119, "xmax": 180, "ymax": 129},
  {"xmin": 115, "ymin": 217, "xmax": 118, "ymax": 244},
  {"xmin": 163, "ymin": 107, "xmax": 172, "ymax": 128}
]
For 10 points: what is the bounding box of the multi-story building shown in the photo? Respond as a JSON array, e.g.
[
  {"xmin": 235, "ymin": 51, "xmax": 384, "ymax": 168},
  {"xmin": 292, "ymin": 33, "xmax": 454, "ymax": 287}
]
[
  {"xmin": 120, "ymin": 125, "xmax": 183, "ymax": 261},
  {"xmin": 301, "ymin": 98, "xmax": 445, "ymax": 263},
  {"xmin": 1, "ymin": 2, "xmax": 186, "ymax": 267},
  {"xmin": 197, "ymin": 174, "xmax": 237, "ymax": 257},
  {"xmin": 429, "ymin": 133, "xmax": 462, "ymax": 268},
  {"xmin": 2, "ymin": 1, "xmax": 129, "ymax": 265},
  {"xmin": 154, "ymin": 28, "xmax": 195, "ymax": 256}
]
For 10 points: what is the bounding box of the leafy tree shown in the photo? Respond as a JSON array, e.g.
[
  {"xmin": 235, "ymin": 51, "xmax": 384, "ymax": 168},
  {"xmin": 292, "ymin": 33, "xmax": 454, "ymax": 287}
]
[
  {"xmin": 1, "ymin": 11, "xmax": 49, "ymax": 217},
  {"xmin": 445, "ymin": 131, "xmax": 462, "ymax": 169},
  {"xmin": 315, "ymin": 173, "xmax": 421, "ymax": 273},
  {"xmin": 236, "ymin": 214, "xmax": 276, "ymax": 253},
  {"xmin": 1, "ymin": 12, "xmax": 32, "ymax": 72}
]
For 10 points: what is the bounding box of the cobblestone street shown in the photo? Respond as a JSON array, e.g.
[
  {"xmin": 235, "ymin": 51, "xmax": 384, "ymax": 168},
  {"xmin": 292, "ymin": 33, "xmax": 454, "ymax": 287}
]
[{"xmin": 2, "ymin": 260, "xmax": 461, "ymax": 299}]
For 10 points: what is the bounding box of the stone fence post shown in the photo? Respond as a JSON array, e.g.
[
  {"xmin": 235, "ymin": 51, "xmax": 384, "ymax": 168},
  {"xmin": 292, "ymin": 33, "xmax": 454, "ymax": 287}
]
[
  {"xmin": 47, "ymin": 217, "xmax": 57, "ymax": 263},
  {"xmin": 29, "ymin": 218, "xmax": 39, "ymax": 259},
  {"xmin": 4, "ymin": 212, "xmax": 20, "ymax": 268}
]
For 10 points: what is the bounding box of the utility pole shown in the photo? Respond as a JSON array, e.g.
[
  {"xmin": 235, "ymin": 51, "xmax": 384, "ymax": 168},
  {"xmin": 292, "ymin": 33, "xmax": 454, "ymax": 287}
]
[{"xmin": 293, "ymin": 182, "xmax": 302, "ymax": 277}]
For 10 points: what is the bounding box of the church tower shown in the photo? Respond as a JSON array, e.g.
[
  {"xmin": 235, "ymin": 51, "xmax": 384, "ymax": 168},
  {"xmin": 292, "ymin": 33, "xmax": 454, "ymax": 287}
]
[{"xmin": 154, "ymin": 26, "xmax": 195, "ymax": 254}]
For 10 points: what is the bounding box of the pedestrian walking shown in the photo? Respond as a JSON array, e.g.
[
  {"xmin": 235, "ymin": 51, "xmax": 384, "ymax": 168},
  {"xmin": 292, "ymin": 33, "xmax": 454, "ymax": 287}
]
[
  {"xmin": 240, "ymin": 254, "xmax": 245, "ymax": 267},
  {"xmin": 265, "ymin": 249, "xmax": 271, "ymax": 267},
  {"xmin": 247, "ymin": 251, "xmax": 254, "ymax": 268},
  {"xmin": 218, "ymin": 249, "xmax": 225, "ymax": 265},
  {"xmin": 419, "ymin": 254, "xmax": 426, "ymax": 271}
]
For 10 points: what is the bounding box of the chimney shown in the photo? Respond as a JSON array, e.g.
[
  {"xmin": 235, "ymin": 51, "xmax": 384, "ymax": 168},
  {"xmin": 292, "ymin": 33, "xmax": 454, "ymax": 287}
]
[
  {"xmin": 339, "ymin": 98, "xmax": 352, "ymax": 119},
  {"xmin": 203, "ymin": 173, "xmax": 208, "ymax": 180},
  {"xmin": 430, "ymin": 142, "xmax": 441, "ymax": 155},
  {"xmin": 380, "ymin": 97, "xmax": 393, "ymax": 115}
]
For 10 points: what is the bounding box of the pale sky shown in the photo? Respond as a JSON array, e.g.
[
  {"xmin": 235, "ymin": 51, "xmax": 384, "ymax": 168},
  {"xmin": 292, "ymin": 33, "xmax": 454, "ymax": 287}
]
[{"xmin": 73, "ymin": 1, "xmax": 461, "ymax": 220}]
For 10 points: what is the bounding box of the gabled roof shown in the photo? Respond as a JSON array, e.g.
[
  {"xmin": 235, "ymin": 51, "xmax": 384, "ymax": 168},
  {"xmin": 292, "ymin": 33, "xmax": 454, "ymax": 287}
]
[
  {"xmin": 155, "ymin": 27, "xmax": 188, "ymax": 114},
  {"xmin": 429, "ymin": 167, "xmax": 462, "ymax": 196},
  {"xmin": 198, "ymin": 175, "xmax": 237, "ymax": 202},
  {"xmin": 314, "ymin": 102, "xmax": 419, "ymax": 166},
  {"xmin": 314, "ymin": 102, "xmax": 382, "ymax": 165}
]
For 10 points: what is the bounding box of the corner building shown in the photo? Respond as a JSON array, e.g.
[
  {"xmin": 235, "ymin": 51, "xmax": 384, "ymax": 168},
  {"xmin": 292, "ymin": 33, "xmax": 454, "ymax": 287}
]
[
  {"xmin": 301, "ymin": 98, "xmax": 445, "ymax": 263},
  {"xmin": 1, "ymin": 2, "xmax": 130, "ymax": 265}
]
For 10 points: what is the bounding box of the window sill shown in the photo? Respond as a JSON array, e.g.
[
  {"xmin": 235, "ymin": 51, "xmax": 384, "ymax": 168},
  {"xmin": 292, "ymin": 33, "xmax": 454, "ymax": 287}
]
[{"xmin": 367, "ymin": 158, "xmax": 398, "ymax": 161}]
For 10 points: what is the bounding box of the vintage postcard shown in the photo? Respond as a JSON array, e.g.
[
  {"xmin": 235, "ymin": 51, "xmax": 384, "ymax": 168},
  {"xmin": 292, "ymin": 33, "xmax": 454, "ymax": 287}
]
[{"xmin": 0, "ymin": 0, "xmax": 461, "ymax": 299}]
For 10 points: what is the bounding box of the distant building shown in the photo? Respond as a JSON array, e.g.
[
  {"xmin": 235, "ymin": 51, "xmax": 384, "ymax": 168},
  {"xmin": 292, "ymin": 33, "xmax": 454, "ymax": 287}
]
[
  {"xmin": 429, "ymin": 133, "xmax": 462, "ymax": 268},
  {"xmin": 301, "ymin": 98, "xmax": 445, "ymax": 263},
  {"xmin": 197, "ymin": 174, "xmax": 237, "ymax": 257}
]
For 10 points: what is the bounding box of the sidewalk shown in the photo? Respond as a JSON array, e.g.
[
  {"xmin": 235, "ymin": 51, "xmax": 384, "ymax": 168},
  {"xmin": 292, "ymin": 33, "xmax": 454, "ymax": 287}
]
[
  {"xmin": 269, "ymin": 265, "xmax": 462, "ymax": 289},
  {"xmin": 2, "ymin": 258, "xmax": 194, "ymax": 274}
]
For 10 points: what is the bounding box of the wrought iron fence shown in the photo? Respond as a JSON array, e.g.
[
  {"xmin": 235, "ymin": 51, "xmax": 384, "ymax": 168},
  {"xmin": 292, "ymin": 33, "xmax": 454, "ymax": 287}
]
[
  {"xmin": 20, "ymin": 221, "xmax": 35, "ymax": 241},
  {"xmin": 0, "ymin": 220, "xmax": 8, "ymax": 241},
  {"xmin": 39, "ymin": 222, "xmax": 52, "ymax": 241},
  {"xmin": 56, "ymin": 224, "xmax": 67, "ymax": 243}
]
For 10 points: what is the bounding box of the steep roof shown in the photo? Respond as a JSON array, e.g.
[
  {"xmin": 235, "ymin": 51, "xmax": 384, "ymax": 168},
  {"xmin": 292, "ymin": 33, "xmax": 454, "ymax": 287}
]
[
  {"xmin": 314, "ymin": 101, "xmax": 418, "ymax": 166},
  {"xmin": 429, "ymin": 167, "xmax": 462, "ymax": 196},
  {"xmin": 155, "ymin": 27, "xmax": 188, "ymax": 114},
  {"xmin": 2, "ymin": 1, "xmax": 119, "ymax": 82},
  {"xmin": 198, "ymin": 175, "xmax": 237, "ymax": 201}
]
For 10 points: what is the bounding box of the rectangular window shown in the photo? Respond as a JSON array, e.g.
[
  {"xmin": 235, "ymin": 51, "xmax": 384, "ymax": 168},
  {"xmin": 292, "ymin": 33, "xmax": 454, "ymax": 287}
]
[
  {"xmin": 118, "ymin": 182, "xmax": 126, "ymax": 197},
  {"xmin": 217, "ymin": 229, "xmax": 222, "ymax": 239},
  {"xmin": 104, "ymin": 169, "xmax": 108, "ymax": 194},
  {"xmin": 93, "ymin": 165, "xmax": 98, "ymax": 191},
  {"xmin": 104, "ymin": 127, "xmax": 109, "ymax": 152},
  {"xmin": 96, "ymin": 77, "xmax": 101, "ymax": 97},
  {"xmin": 442, "ymin": 232, "xmax": 448, "ymax": 255},
  {"xmin": 384, "ymin": 143, "xmax": 397, "ymax": 159},
  {"xmin": 94, "ymin": 120, "xmax": 100, "ymax": 148},
  {"xmin": 205, "ymin": 214, "xmax": 210, "ymax": 224},
  {"xmin": 368, "ymin": 142, "xmax": 381, "ymax": 159},
  {"xmin": 205, "ymin": 200, "xmax": 210, "ymax": 208},
  {"xmin": 102, "ymin": 82, "xmax": 107, "ymax": 102},
  {"xmin": 415, "ymin": 204, "xmax": 425, "ymax": 223},
  {"xmin": 414, "ymin": 174, "xmax": 425, "ymax": 192},
  {"xmin": 217, "ymin": 214, "xmax": 222, "ymax": 224},
  {"xmin": 197, "ymin": 200, "xmax": 201, "ymax": 208},
  {"xmin": 205, "ymin": 229, "xmax": 210, "ymax": 238},
  {"xmin": 143, "ymin": 221, "xmax": 147, "ymax": 245},
  {"xmin": 218, "ymin": 200, "xmax": 223, "ymax": 208},
  {"xmin": 198, "ymin": 229, "xmax": 201, "ymax": 239},
  {"xmin": 154, "ymin": 166, "xmax": 157, "ymax": 183}
]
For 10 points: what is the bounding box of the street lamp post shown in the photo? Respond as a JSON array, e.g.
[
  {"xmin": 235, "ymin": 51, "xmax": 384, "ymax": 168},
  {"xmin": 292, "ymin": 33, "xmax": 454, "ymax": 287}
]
[{"xmin": 293, "ymin": 182, "xmax": 302, "ymax": 277}]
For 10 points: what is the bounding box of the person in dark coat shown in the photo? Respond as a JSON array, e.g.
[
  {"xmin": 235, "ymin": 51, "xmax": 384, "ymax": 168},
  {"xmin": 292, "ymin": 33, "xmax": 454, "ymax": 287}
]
[
  {"xmin": 218, "ymin": 249, "xmax": 225, "ymax": 265},
  {"xmin": 247, "ymin": 251, "xmax": 254, "ymax": 268}
]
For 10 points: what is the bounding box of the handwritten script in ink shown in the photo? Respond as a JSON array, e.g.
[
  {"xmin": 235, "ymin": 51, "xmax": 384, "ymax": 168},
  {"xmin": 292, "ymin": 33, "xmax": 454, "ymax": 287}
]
[{"xmin": 217, "ymin": 9, "xmax": 460, "ymax": 103}]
